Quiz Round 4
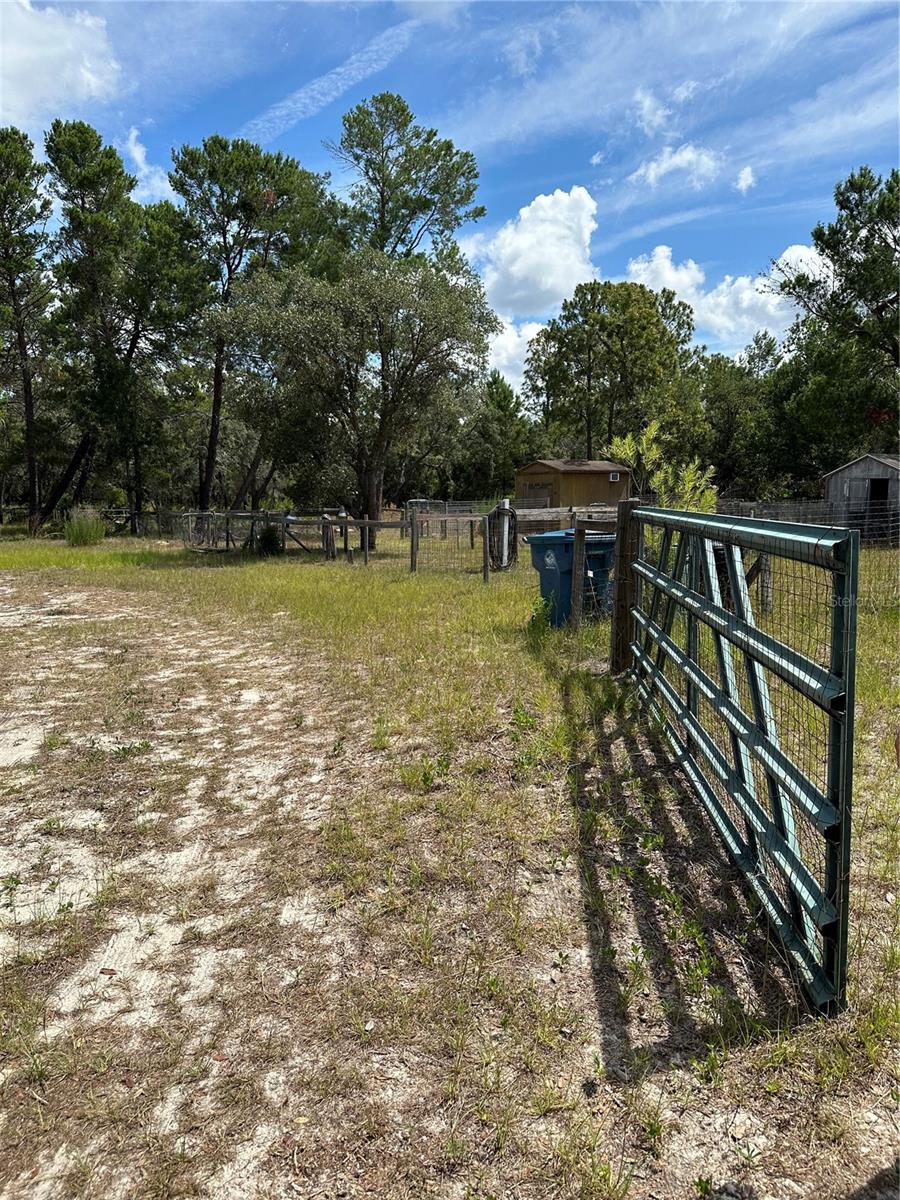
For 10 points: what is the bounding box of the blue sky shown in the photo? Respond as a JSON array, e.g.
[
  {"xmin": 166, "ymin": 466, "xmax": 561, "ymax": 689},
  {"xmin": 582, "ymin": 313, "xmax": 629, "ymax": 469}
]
[{"xmin": 2, "ymin": 0, "xmax": 897, "ymax": 385}]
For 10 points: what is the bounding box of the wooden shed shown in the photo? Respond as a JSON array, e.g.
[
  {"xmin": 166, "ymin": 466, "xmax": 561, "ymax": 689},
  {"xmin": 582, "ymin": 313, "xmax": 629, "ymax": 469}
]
[
  {"xmin": 514, "ymin": 459, "xmax": 632, "ymax": 508},
  {"xmin": 822, "ymin": 453, "xmax": 899, "ymax": 507}
]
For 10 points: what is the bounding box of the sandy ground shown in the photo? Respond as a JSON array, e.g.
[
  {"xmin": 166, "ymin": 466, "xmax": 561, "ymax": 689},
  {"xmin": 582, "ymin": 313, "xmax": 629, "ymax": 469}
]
[{"xmin": 0, "ymin": 575, "xmax": 895, "ymax": 1200}]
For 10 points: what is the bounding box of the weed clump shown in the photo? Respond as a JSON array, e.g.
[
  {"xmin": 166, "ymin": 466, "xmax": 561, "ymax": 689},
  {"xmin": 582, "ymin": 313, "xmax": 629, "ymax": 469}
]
[{"xmin": 63, "ymin": 508, "xmax": 106, "ymax": 546}]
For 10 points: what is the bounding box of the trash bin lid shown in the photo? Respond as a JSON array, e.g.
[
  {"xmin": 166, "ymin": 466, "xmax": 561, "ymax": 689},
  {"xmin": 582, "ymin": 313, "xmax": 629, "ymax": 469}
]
[{"xmin": 523, "ymin": 528, "xmax": 615, "ymax": 544}]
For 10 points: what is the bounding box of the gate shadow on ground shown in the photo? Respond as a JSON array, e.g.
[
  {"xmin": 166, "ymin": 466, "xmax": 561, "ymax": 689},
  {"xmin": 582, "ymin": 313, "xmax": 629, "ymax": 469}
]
[{"xmin": 521, "ymin": 622, "xmax": 806, "ymax": 1083}]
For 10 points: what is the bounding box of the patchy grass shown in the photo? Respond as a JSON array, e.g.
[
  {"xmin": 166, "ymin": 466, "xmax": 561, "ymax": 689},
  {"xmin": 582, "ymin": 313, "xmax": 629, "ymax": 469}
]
[{"xmin": 0, "ymin": 540, "xmax": 895, "ymax": 1200}]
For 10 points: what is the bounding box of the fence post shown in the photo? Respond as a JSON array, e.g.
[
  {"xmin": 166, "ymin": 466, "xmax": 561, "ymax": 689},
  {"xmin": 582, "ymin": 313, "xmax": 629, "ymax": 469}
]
[
  {"xmin": 482, "ymin": 514, "xmax": 490, "ymax": 584},
  {"xmin": 410, "ymin": 512, "xmax": 419, "ymax": 573},
  {"xmin": 363, "ymin": 515, "xmax": 369, "ymax": 565},
  {"xmin": 610, "ymin": 499, "xmax": 642, "ymax": 673},
  {"xmin": 498, "ymin": 498, "xmax": 511, "ymax": 569},
  {"xmin": 570, "ymin": 521, "xmax": 586, "ymax": 631},
  {"xmin": 469, "ymin": 518, "xmax": 475, "ymax": 550}
]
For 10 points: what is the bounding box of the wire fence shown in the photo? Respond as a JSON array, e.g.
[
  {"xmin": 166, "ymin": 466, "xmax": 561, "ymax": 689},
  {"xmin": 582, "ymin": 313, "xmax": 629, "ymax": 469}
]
[{"xmin": 717, "ymin": 498, "xmax": 897, "ymax": 610}]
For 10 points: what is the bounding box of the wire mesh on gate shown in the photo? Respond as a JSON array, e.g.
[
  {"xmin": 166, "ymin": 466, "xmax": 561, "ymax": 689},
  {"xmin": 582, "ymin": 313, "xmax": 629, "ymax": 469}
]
[
  {"xmin": 625, "ymin": 507, "xmax": 859, "ymax": 1013},
  {"xmin": 718, "ymin": 498, "xmax": 898, "ymax": 611}
]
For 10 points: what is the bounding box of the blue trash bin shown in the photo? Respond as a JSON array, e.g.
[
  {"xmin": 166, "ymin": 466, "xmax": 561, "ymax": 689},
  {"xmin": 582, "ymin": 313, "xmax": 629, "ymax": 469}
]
[{"xmin": 523, "ymin": 529, "xmax": 616, "ymax": 626}]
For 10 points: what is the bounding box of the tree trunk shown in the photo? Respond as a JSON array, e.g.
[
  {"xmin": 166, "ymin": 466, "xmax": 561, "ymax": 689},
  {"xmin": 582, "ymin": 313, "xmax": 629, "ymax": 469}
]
[
  {"xmin": 7, "ymin": 280, "xmax": 38, "ymax": 529},
  {"xmin": 231, "ymin": 441, "xmax": 264, "ymax": 511},
  {"xmin": 33, "ymin": 431, "xmax": 95, "ymax": 532},
  {"xmin": 199, "ymin": 337, "xmax": 226, "ymax": 511},
  {"xmin": 133, "ymin": 439, "xmax": 144, "ymax": 520},
  {"xmin": 71, "ymin": 442, "xmax": 94, "ymax": 506},
  {"xmin": 584, "ymin": 344, "xmax": 593, "ymax": 460},
  {"xmin": 251, "ymin": 463, "xmax": 276, "ymax": 512},
  {"xmin": 359, "ymin": 465, "xmax": 384, "ymax": 550},
  {"xmin": 606, "ymin": 392, "xmax": 616, "ymax": 444}
]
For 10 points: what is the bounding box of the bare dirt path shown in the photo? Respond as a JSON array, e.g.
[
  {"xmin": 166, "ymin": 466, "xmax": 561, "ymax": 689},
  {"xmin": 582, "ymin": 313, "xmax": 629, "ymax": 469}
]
[{"xmin": 0, "ymin": 577, "xmax": 381, "ymax": 1199}]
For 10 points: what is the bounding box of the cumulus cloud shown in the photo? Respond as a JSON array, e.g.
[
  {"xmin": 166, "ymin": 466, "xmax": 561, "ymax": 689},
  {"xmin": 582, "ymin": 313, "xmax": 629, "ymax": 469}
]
[
  {"xmin": 123, "ymin": 128, "xmax": 175, "ymax": 203},
  {"xmin": 0, "ymin": 0, "xmax": 121, "ymax": 129},
  {"xmin": 468, "ymin": 186, "xmax": 598, "ymax": 316},
  {"xmin": 629, "ymin": 142, "xmax": 720, "ymax": 190},
  {"xmin": 626, "ymin": 243, "xmax": 820, "ymax": 348},
  {"xmin": 633, "ymin": 87, "xmax": 671, "ymax": 135},
  {"xmin": 489, "ymin": 318, "xmax": 545, "ymax": 393},
  {"xmin": 735, "ymin": 165, "xmax": 756, "ymax": 193}
]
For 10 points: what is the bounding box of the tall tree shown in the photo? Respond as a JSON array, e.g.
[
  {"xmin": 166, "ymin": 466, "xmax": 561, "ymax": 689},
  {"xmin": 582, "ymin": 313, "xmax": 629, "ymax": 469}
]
[
  {"xmin": 525, "ymin": 282, "xmax": 682, "ymax": 456},
  {"xmin": 0, "ymin": 127, "xmax": 50, "ymax": 527},
  {"xmin": 330, "ymin": 92, "xmax": 485, "ymax": 257},
  {"xmin": 453, "ymin": 370, "xmax": 538, "ymax": 499},
  {"xmin": 42, "ymin": 120, "xmax": 138, "ymax": 528},
  {"xmin": 170, "ymin": 137, "xmax": 333, "ymax": 509},
  {"xmin": 232, "ymin": 248, "xmax": 496, "ymax": 532},
  {"xmin": 44, "ymin": 122, "xmax": 208, "ymax": 527},
  {"xmin": 773, "ymin": 166, "xmax": 899, "ymax": 373}
]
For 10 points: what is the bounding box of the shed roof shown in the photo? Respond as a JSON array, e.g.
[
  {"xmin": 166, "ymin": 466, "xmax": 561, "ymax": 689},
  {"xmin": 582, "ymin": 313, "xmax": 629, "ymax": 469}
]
[
  {"xmin": 517, "ymin": 459, "xmax": 631, "ymax": 475},
  {"xmin": 821, "ymin": 452, "xmax": 900, "ymax": 478}
]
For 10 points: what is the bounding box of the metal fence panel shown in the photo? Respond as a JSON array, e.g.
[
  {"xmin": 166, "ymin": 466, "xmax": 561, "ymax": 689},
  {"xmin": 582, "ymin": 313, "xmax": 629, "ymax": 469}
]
[{"xmin": 625, "ymin": 506, "xmax": 859, "ymax": 1013}]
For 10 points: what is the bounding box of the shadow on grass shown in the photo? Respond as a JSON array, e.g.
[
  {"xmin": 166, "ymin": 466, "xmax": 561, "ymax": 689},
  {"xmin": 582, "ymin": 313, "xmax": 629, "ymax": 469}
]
[{"xmin": 520, "ymin": 613, "xmax": 806, "ymax": 1082}]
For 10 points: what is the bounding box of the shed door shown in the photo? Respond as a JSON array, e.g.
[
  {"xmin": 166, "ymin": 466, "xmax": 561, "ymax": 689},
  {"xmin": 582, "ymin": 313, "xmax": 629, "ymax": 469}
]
[{"xmin": 869, "ymin": 477, "xmax": 889, "ymax": 504}]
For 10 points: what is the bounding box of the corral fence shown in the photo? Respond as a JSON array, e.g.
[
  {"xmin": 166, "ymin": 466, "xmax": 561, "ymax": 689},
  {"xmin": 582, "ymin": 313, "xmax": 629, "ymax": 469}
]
[
  {"xmin": 609, "ymin": 500, "xmax": 860, "ymax": 1013},
  {"xmin": 165, "ymin": 503, "xmax": 617, "ymax": 585}
]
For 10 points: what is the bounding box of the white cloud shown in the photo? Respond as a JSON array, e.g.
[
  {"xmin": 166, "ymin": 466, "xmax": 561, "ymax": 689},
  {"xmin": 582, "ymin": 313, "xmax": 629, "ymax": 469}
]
[
  {"xmin": 634, "ymin": 87, "xmax": 671, "ymax": 135},
  {"xmin": 503, "ymin": 26, "xmax": 545, "ymax": 77},
  {"xmin": 238, "ymin": 20, "xmax": 419, "ymax": 144},
  {"xmin": 0, "ymin": 0, "xmax": 121, "ymax": 129},
  {"xmin": 489, "ymin": 317, "xmax": 545, "ymax": 393},
  {"xmin": 626, "ymin": 243, "xmax": 819, "ymax": 349},
  {"xmin": 735, "ymin": 165, "xmax": 756, "ymax": 194},
  {"xmin": 123, "ymin": 128, "xmax": 174, "ymax": 204},
  {"xmin": 589, "ymin": 150, "xmax": 605, "ymax": 166},
  {"xmin": 440, "ymin": 0, "xmax": 891, "ymax": 208},
  {"xmin": 468, "ymin": 186, "xmax": 598, "ymax": 317},
  {"xmin": 672, "ymin": 80, "xmax": 699, "ymax": 104},
  {"xmin": 629, "ymin": 143, "xmax": 720, "ymax": 190}
]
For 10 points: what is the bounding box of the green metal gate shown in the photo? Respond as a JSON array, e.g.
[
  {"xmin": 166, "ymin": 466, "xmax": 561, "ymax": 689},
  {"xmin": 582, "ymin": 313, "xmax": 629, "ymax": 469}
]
[{"xmin": 623, "ymin": 507, "xmax": 859, "ymax": 1012}]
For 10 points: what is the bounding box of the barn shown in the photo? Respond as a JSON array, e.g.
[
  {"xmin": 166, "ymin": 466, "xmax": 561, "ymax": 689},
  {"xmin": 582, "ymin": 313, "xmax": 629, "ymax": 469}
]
[
  {"xmin": 514, "ymin": 459, "xmax": 632, "ymax": 508},
  {"xmin": 822, "ymin": 453, "xmax": 899, "ymax": 537},
  {"xmin": 822, "ymin": 453, "xmax": 899, "ymax": 506}
]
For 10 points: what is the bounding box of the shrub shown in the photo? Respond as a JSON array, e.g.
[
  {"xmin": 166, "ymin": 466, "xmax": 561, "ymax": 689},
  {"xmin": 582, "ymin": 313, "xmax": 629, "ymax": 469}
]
[
  {"xmin": 256, "ymin": 523, "xmax": 284, "ymax": 556},
  {"xmin": 64, "ymin": 509, "xmax": 106, "ymax": 546}
]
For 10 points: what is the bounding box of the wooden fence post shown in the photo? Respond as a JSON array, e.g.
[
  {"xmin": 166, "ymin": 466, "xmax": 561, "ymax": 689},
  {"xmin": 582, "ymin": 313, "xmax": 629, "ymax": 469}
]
[
  {"xmin": 410, "ymin": 512, "xmax": 419, "ymax": 573},
  {"xmin": 469, "ymin": 518, "xmax": 475, "ymax": 550},
  {"xmin": 570, "ymin": 521, "xmax": 587, "ymax": 631},
  {"xmin": 610, "ymin": 499, "xmax": 642, "ymax": 673},
  {"xmin": 363, "ymin": 515, "xmax": 370, "ymax": 565},
  {"xmin": 482, "ymin": 514, "xmax": 490, "ymax": 584}
]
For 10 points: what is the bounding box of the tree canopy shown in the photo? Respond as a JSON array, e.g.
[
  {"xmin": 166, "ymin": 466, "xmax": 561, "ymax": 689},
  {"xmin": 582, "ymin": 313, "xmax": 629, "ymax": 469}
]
[{"xmin": 0, "ymin": 109, "xmax": 895, "ymax": 527}]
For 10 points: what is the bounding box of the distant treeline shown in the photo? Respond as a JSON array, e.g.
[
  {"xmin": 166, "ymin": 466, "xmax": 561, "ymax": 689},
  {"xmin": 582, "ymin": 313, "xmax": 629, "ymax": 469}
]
[{"xmin": 0, "ymin": 92, "xmax": 896, "ymax": 530}]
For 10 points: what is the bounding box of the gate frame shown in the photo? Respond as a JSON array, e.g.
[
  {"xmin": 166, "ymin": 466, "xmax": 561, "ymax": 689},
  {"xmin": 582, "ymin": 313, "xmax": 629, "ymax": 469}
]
[{"xmin": 611, "ymin": 503, "xmax": 859, "ymax": 1013}]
